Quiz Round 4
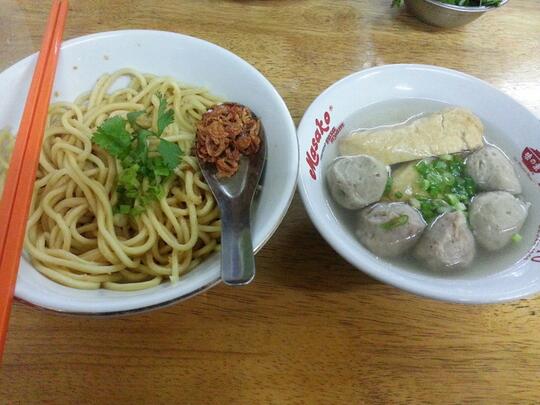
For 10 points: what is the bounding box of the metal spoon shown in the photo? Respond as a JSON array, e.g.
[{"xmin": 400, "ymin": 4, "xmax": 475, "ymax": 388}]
[{"xmin": 198, "ymin": 108, "xmax": 266, "ymax": 286}]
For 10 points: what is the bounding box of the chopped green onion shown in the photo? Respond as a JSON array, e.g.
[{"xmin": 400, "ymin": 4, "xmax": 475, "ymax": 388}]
[
  {"xmin": 433, "ymin": 202, "xmax": 449, "ymax": 214},
  {"xmin": 409, "ymin": 198, "xmax": 421, "ymax": 209},
  {"xmin": 381, "ymin": 214, "xmax": 409, "ymax": 230},
  {"xmin": 412, "ymin": 154, "xmax": 477, "ymax": 222},
  {"xmin": 384, "ymin": 176, "xmax": 393, "ymax": 196},
  {"xmin": 447, "ymin": 193, "xmax": 460, "ymax": 206},
  {"xmin": 442, "ymin": 173, "xmax": 455, "ymax": 186},
  {"xmin": 434, "ymin": 161, "xmax": 447, "ymax": 171},
  {"xmin": 416, "ymin": 160, "xmax": 430, "ymax": 175},
  {"xmin": 512, "ymin": 234, "xmax": 523, "ymax": 243}
]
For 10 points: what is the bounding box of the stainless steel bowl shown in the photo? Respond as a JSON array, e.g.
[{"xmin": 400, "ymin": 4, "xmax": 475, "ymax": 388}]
[{"xmin": 404, "ymin": 0, "xmax": 509, "ymax": 28}]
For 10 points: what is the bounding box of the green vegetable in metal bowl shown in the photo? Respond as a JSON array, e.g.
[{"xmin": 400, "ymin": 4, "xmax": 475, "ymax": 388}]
[
  {"xmin": 439, "ymin": 0, "xmax": 501, "ymax": 5},
  {"xmin": 392, "ymin": 0, "xmax": 502, "ymax": 6}
]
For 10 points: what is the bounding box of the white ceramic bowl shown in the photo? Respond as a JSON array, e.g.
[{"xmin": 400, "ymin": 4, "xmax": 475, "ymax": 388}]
[
  {"xmin": 298, "ymin": 64, "xmax": 540, "ymax": 304},
  {"xmin": 0, "ymin": 30, "xmax": 298, "ymax": 314}
]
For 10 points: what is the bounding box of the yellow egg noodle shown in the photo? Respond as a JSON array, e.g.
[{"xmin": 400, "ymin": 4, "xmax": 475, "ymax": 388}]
[
  {"xmin": 23, "ymin": 68, "xmax": 221, "ymax": 291},
  {"xmin": 0, "ymin": 128, "xmax": 14, "ymax": 193}
]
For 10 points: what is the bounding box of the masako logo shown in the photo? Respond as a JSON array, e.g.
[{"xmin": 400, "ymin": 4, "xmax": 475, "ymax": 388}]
[
  {"xmin": 522, "ymin": 147, "xmax": 540, "ymax": 174},
  {"xmin": 305, "ymin": 110, "xmax": 331, "ymax": 180}
]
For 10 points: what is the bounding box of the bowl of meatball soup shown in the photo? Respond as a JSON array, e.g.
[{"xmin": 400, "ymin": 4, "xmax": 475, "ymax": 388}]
[{"xmin": 297, "ymin": 64, "xmax": 540, "ymax": 303}]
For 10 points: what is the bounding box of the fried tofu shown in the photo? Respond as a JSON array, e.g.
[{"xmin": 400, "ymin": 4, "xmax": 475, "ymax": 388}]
[{"xmin": 339, "ymin": 108, "xmax": 484, "ymax": 165}]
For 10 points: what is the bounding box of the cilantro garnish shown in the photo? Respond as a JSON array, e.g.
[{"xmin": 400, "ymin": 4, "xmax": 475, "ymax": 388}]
[
  {"xmin": 92, "ymin": 94, "xmax": 183, "ymax": 216},
  {"xmin": 157, "ymin": 96, "xmax": 174, "ymax": 136},
  {"xmin": 92, "ymin": 116, "xmax": 131, "ymax": 159},
  {"xmin": 158, "ymin": 139, "xmax": 182, "ymax": 170}
]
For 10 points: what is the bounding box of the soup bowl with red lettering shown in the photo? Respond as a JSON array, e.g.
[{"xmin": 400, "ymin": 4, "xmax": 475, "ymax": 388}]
[{"xmin": 297, "ymin": 64, "xmax": 540, "ymax": 304}]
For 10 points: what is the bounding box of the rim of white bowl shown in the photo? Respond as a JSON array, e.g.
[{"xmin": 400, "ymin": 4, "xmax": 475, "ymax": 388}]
[
  {"xmin": 297, "ymin": 63, "xmax": 540, "ymax": 304},
  {"xmin": 7, "ymin": 29, "xmax": 299, "ymax": 315}
]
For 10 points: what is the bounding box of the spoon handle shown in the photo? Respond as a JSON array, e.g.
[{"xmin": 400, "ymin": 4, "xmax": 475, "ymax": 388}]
[{"xmin": 220, "ymin": 200, "xmax": 255, "ymax": 285}]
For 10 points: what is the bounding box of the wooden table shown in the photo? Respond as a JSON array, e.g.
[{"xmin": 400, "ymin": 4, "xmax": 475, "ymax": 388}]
[{"xmin": 1, "ymin": 0, "xmax": 540, "ymax": 403}]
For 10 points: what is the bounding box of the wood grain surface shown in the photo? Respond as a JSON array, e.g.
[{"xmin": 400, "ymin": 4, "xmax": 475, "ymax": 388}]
[{"xmin": 1, "ymin": 0, "xmax": 540, "ymax": 403}]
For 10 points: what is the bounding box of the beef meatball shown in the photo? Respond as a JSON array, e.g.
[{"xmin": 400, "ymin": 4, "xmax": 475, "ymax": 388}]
[
  {"xmin": 465, "ymin": 146, "xmax": 521, "ymax": 194},
  {"xmin": 356, "ymin": 202, "xmax": 426, "ymax": 257},
  {"xmin": 469, "ymin": 191, "xmax": 529, "ymax": 251},
  {"xmin": 414, "ymin": 211, "xmax": 475, "ymax": 271},
  {"xmin": 326, "ymin": 155, "xmax": 388, "ymax": 210}
]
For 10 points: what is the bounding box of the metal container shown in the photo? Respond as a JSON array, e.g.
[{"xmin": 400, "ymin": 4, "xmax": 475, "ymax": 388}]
[{"xmin": 404, "ymin": 0, "xmax": 509, "ymax": 28}]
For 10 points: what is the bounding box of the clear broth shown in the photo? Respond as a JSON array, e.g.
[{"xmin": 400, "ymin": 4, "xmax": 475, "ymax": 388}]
[{"xmin": 323, "ymin": 98, "xmax": 537, "ymax": 280}]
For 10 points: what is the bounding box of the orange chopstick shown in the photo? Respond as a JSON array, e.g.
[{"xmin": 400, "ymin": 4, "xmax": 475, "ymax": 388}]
[{"xmin": 0, "ymin": 0, "xmax": 68, "ymax": 360}]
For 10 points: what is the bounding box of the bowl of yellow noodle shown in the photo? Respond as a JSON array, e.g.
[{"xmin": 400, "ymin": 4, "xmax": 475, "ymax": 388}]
[{"xmin": 0, "ymin": 30, "xmax": 298, "ymax": 314}]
